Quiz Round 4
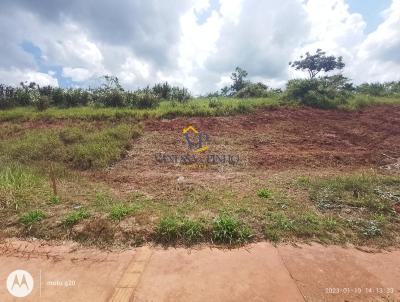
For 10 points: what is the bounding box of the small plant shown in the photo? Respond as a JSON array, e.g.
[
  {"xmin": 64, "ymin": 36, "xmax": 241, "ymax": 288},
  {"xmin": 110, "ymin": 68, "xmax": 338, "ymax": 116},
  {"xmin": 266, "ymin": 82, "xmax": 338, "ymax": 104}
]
[
  {"xmin": 64, "ymin": 209, "xmax": 90, "ymax": 226},
  {"xmin": 362, "ymin": 221, "xmax": 381, "ymax": 237},
  {"xmin": 20, "ymin": 210, "xmax": 46, "ymax": 225},
  {"xmin": 49, "ymin": 195, "xmax": 60, "ymax": 205},
  {"xmin": 155, "ymin": 216, "xmax": 205, "ymax": 244},
  {"xmin": 212, "ymin": 214, "xmax": 252, "ymax": 244},
  {"xmin": 257, "ymin": 188, "xmax": 272, "ymax": 199},
  {"xmin": 179, "ymin": 219, "xmax": 205, "ymax": 243},
  {"xmin": 155, "ymin": 216, "xmax": 181, "ymax": 242},
  {"xmin": 108, "ymin": 203, "xmax": 138, "ymax": 221}
]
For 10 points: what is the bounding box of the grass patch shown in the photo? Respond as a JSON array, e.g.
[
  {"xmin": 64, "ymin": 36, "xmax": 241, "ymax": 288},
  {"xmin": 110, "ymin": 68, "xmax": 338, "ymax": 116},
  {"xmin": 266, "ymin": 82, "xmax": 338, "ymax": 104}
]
[
  {"xmin": 257, "ymin": 188, "xmax": 273, "ymax": 199},
  {"xmin": 212, "ymin": 214, "xmax": 252, "ymax": 244},
  {"xmin": 0, "ymin": 123, "xmax": 142, "ymax": 170},
  {"xmin": 108, "ymin": 203, "xmax": 141, "ymax": 221},
  {"xmin": 155, "ymin": 216, "xmax": 205, "ymax": 244},
  {"xmin": 64, "ymin": 209, "xmax": 90, "ymax": 226},
  {"xmin": 20, "ymin": 210, "xmax": 46, "ymax": 226},
  {"xmin": 0, "ymin": 98, "xmax": 280, "ymax": 122},
  {"xmin": 0, "ymin": 163, "xmax": 50, "ymax": 211},
  {"xmin": 308, "ymin": 173, "xmax": 400, "ymax": 213}
]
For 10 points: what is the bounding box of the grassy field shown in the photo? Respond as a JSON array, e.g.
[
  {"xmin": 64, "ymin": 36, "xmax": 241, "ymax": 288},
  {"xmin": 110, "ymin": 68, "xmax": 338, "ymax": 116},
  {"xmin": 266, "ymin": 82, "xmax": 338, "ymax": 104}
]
[
  {"xmin": 0, "ymin": 95, "xmax": 399, "ymax": 122},
  {"xmin": 0, "ymin": 96, "xmax": 399, "ymax": 247}
]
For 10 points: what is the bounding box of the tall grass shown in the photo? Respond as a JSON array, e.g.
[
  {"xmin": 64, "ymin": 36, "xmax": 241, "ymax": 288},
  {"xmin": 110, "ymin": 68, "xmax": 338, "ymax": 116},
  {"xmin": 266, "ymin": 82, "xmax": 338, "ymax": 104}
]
[
  {"xmin": 0, "ymin": 164, "xmax": 50, "ymax": 210},
  {"xmin": 0, "ymin": 124, "xmax": 142, "ymax": 169},
  {"xmin": 0, "ymin": 98, "xmax": 280, "ymax": 122}
]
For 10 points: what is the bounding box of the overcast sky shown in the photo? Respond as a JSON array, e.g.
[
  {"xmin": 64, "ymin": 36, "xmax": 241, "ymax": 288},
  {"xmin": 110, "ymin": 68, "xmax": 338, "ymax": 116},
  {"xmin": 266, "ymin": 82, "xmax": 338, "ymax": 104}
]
[{"xmin": 0, "ymin": 0, "xmax": 399, "ymax": 94}]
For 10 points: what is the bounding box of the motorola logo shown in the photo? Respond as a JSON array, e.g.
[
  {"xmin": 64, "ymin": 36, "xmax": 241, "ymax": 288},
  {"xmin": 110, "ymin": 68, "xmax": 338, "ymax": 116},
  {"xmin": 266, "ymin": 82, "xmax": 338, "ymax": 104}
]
[{"xmin": 6, "ymin": 270, "xmax": 34, "ymax": 298}]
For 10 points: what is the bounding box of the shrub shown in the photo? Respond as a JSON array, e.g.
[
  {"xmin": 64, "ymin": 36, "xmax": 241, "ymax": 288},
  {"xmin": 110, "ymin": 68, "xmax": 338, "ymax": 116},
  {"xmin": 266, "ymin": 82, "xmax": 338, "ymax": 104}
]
[
  {"xmin": 152, "ymin": 82, "xmax": 172, "ymax": 99},
  {"xmin": 170, "ymin": 87, "xmax": 191, "ymax": 103},
  {"xmin": 356, "ymin": 83, "xmax": 386, "ymax": 96},
  {"xmin": 34, "ymin": 95, "xmax": 51, "ymax": 111},
  {"xmin": 0, "ymin": 97, "xmax": 15, "ymax": 109},
  {"xmin": 283, "ymin": 75, "xmax": 353, "ymax": 108},
  {"xmin": 51, "ymin": 87, "xmax": 65, "ymax": 106},
  {"xmin": 235, "ymin": 82, "xmax": 270, "ymax": 98},
  {"xmin": 127, "ymin": 92, "xmax": 159, "ymax": 109}
]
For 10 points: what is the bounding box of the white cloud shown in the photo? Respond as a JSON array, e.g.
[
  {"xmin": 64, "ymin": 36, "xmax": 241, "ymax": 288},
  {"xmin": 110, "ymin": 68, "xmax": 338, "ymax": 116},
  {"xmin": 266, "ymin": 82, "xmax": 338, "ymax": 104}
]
[
  {"xmin": 350, "ymin": 0, "xmax": 400, "ymax": 83},
  {"xmin": 0, "ymin": 68, "xmax": 58, "ymax": 86},
  {"xmin": 62, "ymin": 67, "xmax": 93, "ymax": 82},
  {"xmin": 0, "ymin": 0, "xmax": 398, "ymax": 93}
]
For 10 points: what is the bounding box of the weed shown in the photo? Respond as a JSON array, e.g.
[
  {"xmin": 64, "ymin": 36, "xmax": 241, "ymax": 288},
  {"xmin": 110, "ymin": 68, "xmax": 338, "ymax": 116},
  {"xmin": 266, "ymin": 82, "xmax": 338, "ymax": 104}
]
[
  {"xmin": 49, "ymin": 195, "xmax": 60, "ymax": 205},
  {"xmin": 64, "ymin": 209, "xmax": 90, "ymax": 226},
  {"xmin": 257, "ymin": 188, "xmax": 272, "ymax": 199},
  {"xmin": 0, "ymin": 164, "xmax": 49, "ymax": 210},
  {"xmin": 362, "ymin": 221, "xmax": 381, "ymax": 237},
  {"xmin": 155, "ymin": 216, "xmax": 205, "ymax": 244},
  {"xmin": 155, "ymin": 216, "xmax": 181, "ymax": 242},
  {"xmin": 20, "ymin": 210, "xmax": 46, "ymax": 225},
  {"xmin": 108, "ymin": 203, "xmax": 140, "ymax": 221},
  {"xmin": 212, "ymin": 214, "xmax": 252, "ymax": 244}
]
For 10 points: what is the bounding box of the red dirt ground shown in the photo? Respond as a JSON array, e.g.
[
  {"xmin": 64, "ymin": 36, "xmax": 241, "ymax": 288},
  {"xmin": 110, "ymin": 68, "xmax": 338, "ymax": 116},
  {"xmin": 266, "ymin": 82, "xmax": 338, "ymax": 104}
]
[{"xmin": 97, "ymin": 105, "xmax": 400, "ymax": 198}]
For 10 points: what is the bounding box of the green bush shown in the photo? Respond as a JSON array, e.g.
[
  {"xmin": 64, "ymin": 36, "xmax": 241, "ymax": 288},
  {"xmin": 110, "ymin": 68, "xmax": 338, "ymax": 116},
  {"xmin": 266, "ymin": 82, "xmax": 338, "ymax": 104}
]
[
  {"xmin": 35, "ymin": 95, "xmax": 51, "ymax": 111},
  {"xmin": 235, "ymin": 82, "xmax": 270, "ymax": 98},
  {"xmin": 127, "ymin": 92, "xmax": 159, "ymax": 109},
  {"xmin": 283, "ymin": 75, "xmax": 353, "ymax": 109},
  {"xmin": 170, "ymin": 87, "xmax": 191, "ymax": 103}
]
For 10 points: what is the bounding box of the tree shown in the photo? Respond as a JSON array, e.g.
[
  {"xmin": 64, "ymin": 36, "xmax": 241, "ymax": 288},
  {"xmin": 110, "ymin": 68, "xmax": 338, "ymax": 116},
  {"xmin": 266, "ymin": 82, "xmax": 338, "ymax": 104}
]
[
  {"xmin": 230, "ymin": 67, "xmax": 249, "ymax": 92},
  {"xmin": 289, "ymin": 49, "xmax": 345, "ymax": 79}
]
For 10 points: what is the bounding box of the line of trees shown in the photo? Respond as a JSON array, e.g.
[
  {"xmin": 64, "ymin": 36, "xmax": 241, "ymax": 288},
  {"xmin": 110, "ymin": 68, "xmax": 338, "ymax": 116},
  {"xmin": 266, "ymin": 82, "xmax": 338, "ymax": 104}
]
[
  {"xmin": 1, "ymin": 49, "xmax": 400, "ymax": 111},
  {"xmin": 0, "ymin": 76, "xmax": 191, "ymax": 110}
]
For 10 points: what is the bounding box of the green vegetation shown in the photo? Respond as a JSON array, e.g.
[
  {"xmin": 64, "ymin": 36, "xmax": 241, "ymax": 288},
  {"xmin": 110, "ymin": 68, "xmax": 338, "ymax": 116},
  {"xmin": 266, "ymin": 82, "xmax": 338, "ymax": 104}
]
[
  {"xmin": 155, "ymin": 216, "xmax": 205, "ymax": 244},
  {"xmin": 0, "ymin": 163, "xmax": 51, "ymax": 211},
  {"xmin": 257, "ymin": 188, "xmax": 273, "ymax": 199},
  {"xmin": 20, "ymin": 209, "xmax": 46, "ymax": 226},
  {"xmin": 212, "ymin": 214, "xmax": 252, "ymax": 244},
  {"xmin": 0, "ymin": 123, "xmax": 141, "ymax": 169},
  {"xmin": 108, "ymin": 203, "xmax": 141, "ymax": 221},
  {"xmin": 64, "ymin": 209, "xmax": 90, "ymax": 226}
]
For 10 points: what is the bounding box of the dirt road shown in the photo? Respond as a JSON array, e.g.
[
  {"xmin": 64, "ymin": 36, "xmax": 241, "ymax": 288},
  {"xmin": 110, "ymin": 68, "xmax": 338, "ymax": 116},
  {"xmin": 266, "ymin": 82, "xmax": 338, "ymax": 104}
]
[{"xmin": 1, "ymin": 240, "xmax": 399, "ymax": 302}]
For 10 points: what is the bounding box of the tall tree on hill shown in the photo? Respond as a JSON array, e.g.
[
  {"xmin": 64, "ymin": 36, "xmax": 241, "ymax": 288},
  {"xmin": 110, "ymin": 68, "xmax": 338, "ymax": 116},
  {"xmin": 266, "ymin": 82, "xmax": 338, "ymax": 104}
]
[{"xmin": 289, "ymin": 49, "xmax": 345, "ymax": 79}]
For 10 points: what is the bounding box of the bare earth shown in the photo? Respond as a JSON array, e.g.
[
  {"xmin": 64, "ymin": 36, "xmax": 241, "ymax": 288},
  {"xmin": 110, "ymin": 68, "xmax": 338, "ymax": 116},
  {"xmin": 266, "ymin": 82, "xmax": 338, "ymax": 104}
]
[
  {"xmin": 1, "ymin": 239, "xmax": 400, "ymax": 302},
  {"xmin": 97, "ymin": 105, "xmax": 400, "ymax": 199}
]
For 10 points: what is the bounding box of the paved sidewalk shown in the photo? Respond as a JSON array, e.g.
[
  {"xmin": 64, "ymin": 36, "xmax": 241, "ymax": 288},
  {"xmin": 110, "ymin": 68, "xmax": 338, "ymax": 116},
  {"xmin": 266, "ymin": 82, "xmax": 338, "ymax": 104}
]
[{"xmin": 0, "ymin": 240, "xmax": 399, "ymax": 302}]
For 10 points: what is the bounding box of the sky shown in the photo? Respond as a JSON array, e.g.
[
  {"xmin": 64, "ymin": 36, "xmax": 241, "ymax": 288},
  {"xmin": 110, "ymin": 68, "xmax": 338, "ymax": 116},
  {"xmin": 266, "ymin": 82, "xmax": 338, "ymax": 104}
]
[{"xmin": 0, "ymin": 0, "xmax": 399, "ymax": 94}]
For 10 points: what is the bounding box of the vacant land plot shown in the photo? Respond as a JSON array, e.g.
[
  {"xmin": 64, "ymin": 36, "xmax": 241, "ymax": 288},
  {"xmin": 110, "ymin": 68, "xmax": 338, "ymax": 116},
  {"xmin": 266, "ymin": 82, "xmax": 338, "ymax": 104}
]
[{"xmin": 0, "ymin": 103, "xmax": 399, "ymax": 248}]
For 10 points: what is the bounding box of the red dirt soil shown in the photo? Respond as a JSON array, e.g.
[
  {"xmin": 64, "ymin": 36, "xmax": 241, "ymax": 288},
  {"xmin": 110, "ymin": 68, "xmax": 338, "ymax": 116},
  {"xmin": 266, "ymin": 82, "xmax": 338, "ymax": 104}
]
[{"xmin": 97, "ymin": 105, "xmax": 399, "ymax": 197}]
